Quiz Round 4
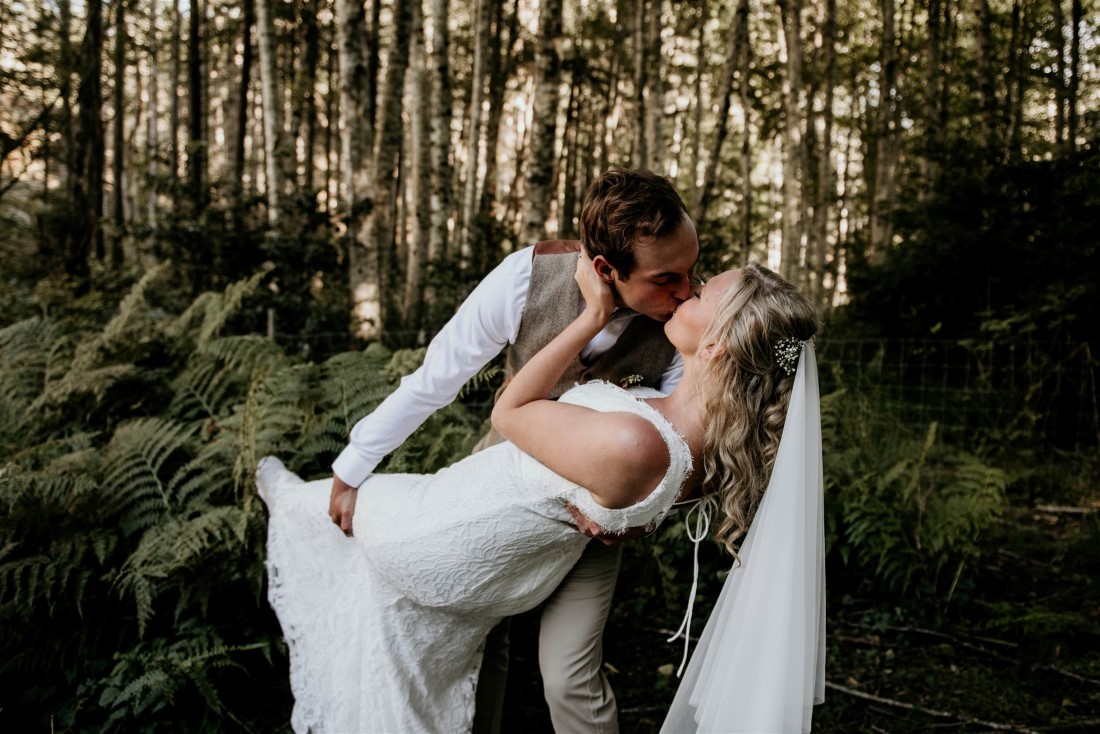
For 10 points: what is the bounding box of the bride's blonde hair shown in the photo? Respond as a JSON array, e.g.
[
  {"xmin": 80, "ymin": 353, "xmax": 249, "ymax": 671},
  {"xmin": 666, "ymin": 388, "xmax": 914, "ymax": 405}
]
[{"xmin": 698, "ymin": 263, "xmax": 818, "ymax": 556}]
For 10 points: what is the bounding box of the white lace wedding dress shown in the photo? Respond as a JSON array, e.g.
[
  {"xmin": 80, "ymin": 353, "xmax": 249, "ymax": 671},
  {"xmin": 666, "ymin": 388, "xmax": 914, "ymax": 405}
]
[{"xmin": 258, "ymin": 381, "xmax": 691, "ymax": 734}]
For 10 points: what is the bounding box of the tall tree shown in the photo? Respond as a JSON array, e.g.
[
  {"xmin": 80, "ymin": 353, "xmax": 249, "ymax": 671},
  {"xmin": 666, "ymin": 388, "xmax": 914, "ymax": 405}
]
[
  {"xmin": 809, "ymin": 0, "xmax": 836, "ymax": 307},
  {"xmin": 643, "ymin": 0, "xmax": 666, "ymax": 172},
  {"xmin": 147, "ymin": 0, "xmax": 160, "ymax": 225},
  {"xmin": 428, "ymin": 0, "xmax": 454, "ymax": 288},
  {"xmin": 694, "ymin": 0, "xmax": 748, "ymax": 224},
  {"xmin": 868, "ymin": 0, "xmax": 899, "ymax": 259},
  {"xmin": 458, "ymin": 0, "xmax": 494, "ymax": 266},
  {"xmin": 187, "ymin": 0, "xmax": 204, "ymax": 212},
  {"xmin": 350, "ymin": 0, "xmax": 412, "ymax": 339},
  {"xmin": 111, "ymin": 0, "xmax": 127, "ymax": 264},
  {"xmin": 777, "ymin": 0, "xmax": 807, "ymax": 280},
  {"xmin": 230, "ymin": 0, "xmax": 254, "ymax": 203},
  {"xmin": 256, "ymin": 0, "xmax": 287, "ymax": 222},
  {"xmin": 404, "ymin": 0, "xmax": 432, "ymax": 334},
  {"xmin": 520, "ymin": 0, "xmax": 563, "ymax": 244},
  {"xmin": 66, "ymin": 0, "xmax": 106, "ymax": 277},
  {"xmin": 335, "ymin": 0, "xmax": 374, "ymax": 326}
]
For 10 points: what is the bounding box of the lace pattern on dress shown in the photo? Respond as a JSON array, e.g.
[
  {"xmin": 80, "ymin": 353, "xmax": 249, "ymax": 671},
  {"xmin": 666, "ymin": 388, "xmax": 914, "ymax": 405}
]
[{"xmin": 555, "ymin": 381, "xmax": 693, "ymax": 534}]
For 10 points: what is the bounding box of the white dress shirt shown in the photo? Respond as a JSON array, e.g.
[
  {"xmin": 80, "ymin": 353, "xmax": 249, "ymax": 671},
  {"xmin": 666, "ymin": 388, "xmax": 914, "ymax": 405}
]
[{"xmin": 332, "ymin": 245, "xmax": 685, "ymax": 487}]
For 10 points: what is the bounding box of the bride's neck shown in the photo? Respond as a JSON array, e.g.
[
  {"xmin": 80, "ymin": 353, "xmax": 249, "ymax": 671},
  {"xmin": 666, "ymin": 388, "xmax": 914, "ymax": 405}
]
[{"xmin": 649, "ymin": 359, "xmax": 707, "ymax": 452}]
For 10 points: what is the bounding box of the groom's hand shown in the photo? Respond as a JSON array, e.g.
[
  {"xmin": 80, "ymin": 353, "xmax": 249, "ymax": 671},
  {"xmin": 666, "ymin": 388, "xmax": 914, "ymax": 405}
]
[
  {"xmin": 329, "ymin": 475, "xmax": 359, "ymax": 536},
  {"xmin": 565, "ymin": 503, "xmax": 654, "ymax": 546}
]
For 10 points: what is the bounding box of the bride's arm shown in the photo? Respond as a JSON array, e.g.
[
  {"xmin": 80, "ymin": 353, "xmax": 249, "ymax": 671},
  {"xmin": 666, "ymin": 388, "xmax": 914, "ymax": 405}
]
[{"xmin": 491, "ymin": 256, "xmax": 668, "ymax": 509}]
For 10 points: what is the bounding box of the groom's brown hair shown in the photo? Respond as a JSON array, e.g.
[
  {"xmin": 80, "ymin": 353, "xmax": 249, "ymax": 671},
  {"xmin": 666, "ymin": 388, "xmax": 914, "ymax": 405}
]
[{"xmin": 580, "ymin": 168, "xmax": 688, "ymax": 279}]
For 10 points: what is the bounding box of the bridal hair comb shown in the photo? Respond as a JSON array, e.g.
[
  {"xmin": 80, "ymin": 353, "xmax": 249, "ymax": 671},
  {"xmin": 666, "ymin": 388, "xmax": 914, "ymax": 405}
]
[{"xmin": 775, "ymin": 336, "xmax": 813, "ymax": 376}]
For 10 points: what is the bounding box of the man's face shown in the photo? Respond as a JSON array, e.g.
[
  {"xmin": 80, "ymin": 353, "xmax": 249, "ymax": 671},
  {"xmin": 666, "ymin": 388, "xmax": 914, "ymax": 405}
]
[{"xmin": 601, "ymin": 215, "xmax": 701, "ymax": 322}]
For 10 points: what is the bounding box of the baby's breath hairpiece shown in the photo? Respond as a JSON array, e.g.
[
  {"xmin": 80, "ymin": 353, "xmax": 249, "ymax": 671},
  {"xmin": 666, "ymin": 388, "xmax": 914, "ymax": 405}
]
[{"xmin": 775, "ymin": 336, "xmax": 813, "ymax": 376}]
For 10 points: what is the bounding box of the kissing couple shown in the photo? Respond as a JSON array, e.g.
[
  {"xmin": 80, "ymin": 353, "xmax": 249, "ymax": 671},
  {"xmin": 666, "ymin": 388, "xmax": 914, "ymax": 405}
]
[{"xmin": 258, "ymin": 168, "xmax": 826, "ymax": 733}]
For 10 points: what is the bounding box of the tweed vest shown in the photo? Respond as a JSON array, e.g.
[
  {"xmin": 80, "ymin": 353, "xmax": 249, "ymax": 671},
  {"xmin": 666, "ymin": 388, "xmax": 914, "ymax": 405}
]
[{"xmin": 473, "ymin": 239, "xmax": 677, "ymax": 451}]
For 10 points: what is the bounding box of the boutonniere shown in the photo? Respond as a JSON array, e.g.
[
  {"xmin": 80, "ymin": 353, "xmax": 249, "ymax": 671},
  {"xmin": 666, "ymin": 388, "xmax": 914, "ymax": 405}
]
[{"xmin": 619, "ymin": 374, "xmax": 644, "ymax": 389}]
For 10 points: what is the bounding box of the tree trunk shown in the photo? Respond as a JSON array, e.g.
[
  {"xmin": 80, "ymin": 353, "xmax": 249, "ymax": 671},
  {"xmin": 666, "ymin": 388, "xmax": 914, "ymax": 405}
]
[
  {"xmin": 520, "ymin": 0, "xmax": 563, "ymax": 245},
  {"xmin": 922, "ymin": 0, "xmax": 943, "ymax": 188},
  {"xmin": 187, "ymin": 0, "xmax": 204, "ymax": 213},
  {"xmin": 291, "ymin": 0, "xmax": 320, "ymax": 193},
  {"xmin": 868, "ymin": 0, "xmax": 898, "ymax": 260},
  {"xmin": 1067, "ymin": 0, "xmax": 1081, "ymax": 149},
  {"xmin": 476, "ymin": 0, "xmax": 519, "ymax": 269},
  {"xmin": 147, "ymin": 0, "xmax": 160, "ymax": 226},
  {"xmin": 232, "ymin": 0, "xmax": 254, "ymax": 200},
  {"xmin": 67, "ymin": 0, "xmax": 106, "ymax": 278},
  {"xmin": 351, "ymin": 0, "xmax": 412, "ymax": 340},
  {"xmin": 256, "ymin": 0, "xmax": 286, "ymax": 222},
  {"xmin": 428, "ymin": 0, "xmax": 454, "ymax": 288},
  {"xmin": 809, "ymin": 0, "xmax": 836, "ymax": 307},
  {"xmin": 777, "ymin": 0, "xmax": 806, "ymax": 280},
  {"xmin": 694, "ymin": 0, "xmax": 747, "ymax": 224},
  {"xmin": 111, "ymin": 0, "xmax": 127, "ymax": 265},
  {"xmin": 632, "ymin": 0, "xmax": 648, "ymax": 166},
  {"xmin": 335, "ymin": 0, "xmax": 373, "ymax": 322},
  {"xmin": 459, "ymin": 0, "xmax": 494, "ymax": 266},
  {"xmin": 976, "ymin": 0, "xmax": 998, "ymax": 153},
  {"xmin": 323, "ymin": 44, "xmax": 336, "ymax": 213},
  {"xmin": 689, "ymin": 0, "xmax": 707, "ymax": 204},
  {"xmin": 1050, "ymin": 0, "xmax": 1066, "ymax": 150},
  {"xmin": 404, "ymin": 0, "xmax": 431, "ymax": 335},
  {"xmin": 644, "ymin": 0, "xmax": 666, "ymax": 172},
  {"xmin": 738, "ymin": 13, "xmax": 753, "ymax": 265},
  {"xmin": 170, "ymin": 0, "xmax": 181, "ymax": 180}
]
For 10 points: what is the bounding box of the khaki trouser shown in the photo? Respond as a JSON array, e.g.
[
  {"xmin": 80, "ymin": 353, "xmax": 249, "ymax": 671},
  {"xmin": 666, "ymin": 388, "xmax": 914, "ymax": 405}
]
[{"xmin": 472, "ymin": 540, "xmax": 623, "ymax": 734}]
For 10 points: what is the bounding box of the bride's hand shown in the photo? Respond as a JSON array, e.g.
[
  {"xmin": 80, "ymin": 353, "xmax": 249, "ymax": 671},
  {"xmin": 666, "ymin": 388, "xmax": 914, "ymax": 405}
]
[{"xmin": 575, "ymin": 252, "xmax": 616, "ymax": 325}]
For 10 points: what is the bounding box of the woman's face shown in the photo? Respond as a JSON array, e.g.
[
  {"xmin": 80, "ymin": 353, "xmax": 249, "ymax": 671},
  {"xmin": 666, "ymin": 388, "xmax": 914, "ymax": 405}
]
[{"xmin": 665, "ymin": 269, "xmax": 743, "ymax": 356}]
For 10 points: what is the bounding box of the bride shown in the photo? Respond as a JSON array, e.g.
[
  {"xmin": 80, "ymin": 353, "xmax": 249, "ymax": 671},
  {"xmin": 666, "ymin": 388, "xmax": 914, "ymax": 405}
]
[{"xmin": 259, "ymin": 255, "xmax": 824, "ymax": 733}]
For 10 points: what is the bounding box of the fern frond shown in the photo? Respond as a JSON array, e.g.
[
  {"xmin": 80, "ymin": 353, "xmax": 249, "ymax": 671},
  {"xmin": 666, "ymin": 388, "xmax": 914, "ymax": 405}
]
[
  {"xmin": 103, "ymin": 418, "xmax": 197, "ymax": 535},
  {"xmin": 70, "ymin": 264, "xmax": 169, "ymax": 374}
]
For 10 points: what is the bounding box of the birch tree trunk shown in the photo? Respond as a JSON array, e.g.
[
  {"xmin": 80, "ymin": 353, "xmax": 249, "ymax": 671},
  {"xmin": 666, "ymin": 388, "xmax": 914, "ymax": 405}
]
[
  {"xmin": 111, "ymin": 0, "xmax": 126, "ymax": 265},
  {"xmin": 147, "ymin": 0, "xmax": 159, "ymax": 226},
  {"xmin": 1067, "ymin": 0, "xmax": 1081, "ymax": 149},
  {"xmin": 632, "ymin": 0, "xmax": 648, "ymax": 166},
  {"xmin": 477, "ymin": 0, "xmax": 519, "ymax": 269},
  {"xmin": 810, "ymin": 0, "xmax": 836, "ymax": 307},
  {"xmin": 187, "ymin": 0, "xmax": 204, "ymax": 213},
  {"xmin": 738, "ymin": 10, "xmax": 753, "ymax": 264},
  {"xmin": 520, "ymin": 0, "xmax": 563, "ymax": 245},
  {"xmin": 404, "ymin": 0, "xmax": 431, "ymax": 334},
  {"xmin": 351, "ymin": 0, "xmax": 412, "ymax": 339},
  {"xmin": 644, "ymin": 0, "xmax": 666, "ymax": 172},
  {"xmin": 868, "ymin": 0, "xmax": 898, "ymax": 260},
  {"xmin": 694, "ymin": 0, "xmax": 747, "ymax": 223},
  {"xmin": 231, "ymin": 0, "xmax": 253, "ymax": 202},
  {"xmin": 427, "ymin": 0, "xmax": 454, "ymax": 309},
  {"xmin": 335, "ymin": 0, "xmax": 373, "ymax": 329},
  {"xmin": 256, "ymin": 0, "xmax": 286, "ymax": 223},
  {"xmin": 1051, "ymin": 0, "xmax": 1066, "ymax": 150},
  {"xmin": 976, "ymin": 0, "xmax": 998, "ymax": 153},
  {"xmin": 170, "ymin": 0, "xmax": 181, "ymax": 180},
  {"xmin": 458, "ymin": 0, "xmax": 493, "ymax": 266},
  {"xmin": 291, "ymin": 0, "xmax": 320, "ymax": 192},
  {"xmin": 777, "ymin": 0, "xmax": 806, "ymax": 280}
]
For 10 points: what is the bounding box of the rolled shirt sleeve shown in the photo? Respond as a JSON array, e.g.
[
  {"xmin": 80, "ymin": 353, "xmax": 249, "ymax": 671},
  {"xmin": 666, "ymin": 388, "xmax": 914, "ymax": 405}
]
[{"xmin": 332, "ymin": 247, "xmax": 533, "ymax": 487}]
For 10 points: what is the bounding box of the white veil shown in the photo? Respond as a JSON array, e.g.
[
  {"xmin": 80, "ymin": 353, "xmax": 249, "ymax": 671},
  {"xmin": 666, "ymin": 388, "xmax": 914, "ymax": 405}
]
[{"xmin": 661, "ymin": 341, "xmax": 826, "ymax": 733}]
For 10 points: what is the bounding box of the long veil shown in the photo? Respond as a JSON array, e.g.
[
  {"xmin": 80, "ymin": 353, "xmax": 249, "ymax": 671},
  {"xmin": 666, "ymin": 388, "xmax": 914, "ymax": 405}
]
[{"xmin": 661, "ymin": 342, "xmax": 826, "ymax": 733}]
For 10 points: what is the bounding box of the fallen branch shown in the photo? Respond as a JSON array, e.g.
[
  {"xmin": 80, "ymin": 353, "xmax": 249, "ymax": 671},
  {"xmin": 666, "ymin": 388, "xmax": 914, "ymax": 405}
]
[
  {"xmin": 825, "ymin": 681, "xmax": 1040, "ymax": 733},
  {"xmin": 1034, "ymin": 504, "xmax": 1097, "ymax": 515}
]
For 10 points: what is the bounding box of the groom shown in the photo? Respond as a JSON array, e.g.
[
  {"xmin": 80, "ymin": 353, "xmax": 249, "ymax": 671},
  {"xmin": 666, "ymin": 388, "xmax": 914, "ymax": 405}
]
[{"xmin": 328, "ymin": 167, "xmax": 700, "ymax": 733}]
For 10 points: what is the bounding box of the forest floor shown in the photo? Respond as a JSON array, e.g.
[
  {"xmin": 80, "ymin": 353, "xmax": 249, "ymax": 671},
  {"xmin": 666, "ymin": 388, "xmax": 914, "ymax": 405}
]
[{"xmin": 501, "ymin": 452, "xmax": 1100, "ymax": 734}]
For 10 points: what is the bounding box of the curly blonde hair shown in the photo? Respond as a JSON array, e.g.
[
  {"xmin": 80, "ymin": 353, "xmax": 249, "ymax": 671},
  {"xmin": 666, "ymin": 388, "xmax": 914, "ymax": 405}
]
[{"xmin": 698, "ymin": 263, "xmax": 819, "ymax": 557}]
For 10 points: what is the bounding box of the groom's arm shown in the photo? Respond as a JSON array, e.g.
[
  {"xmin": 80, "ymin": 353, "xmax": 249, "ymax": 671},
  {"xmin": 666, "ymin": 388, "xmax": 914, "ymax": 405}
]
[{"xmin": 327, "ymin": 248, "xmax": 533, "ymax": 532}]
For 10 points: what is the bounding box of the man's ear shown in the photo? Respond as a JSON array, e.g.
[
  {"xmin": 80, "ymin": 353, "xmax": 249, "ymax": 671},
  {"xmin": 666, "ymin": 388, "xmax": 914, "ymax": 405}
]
[{"xmin": 590, "ymin": 255, "xmax": 618, "ymax": 284}]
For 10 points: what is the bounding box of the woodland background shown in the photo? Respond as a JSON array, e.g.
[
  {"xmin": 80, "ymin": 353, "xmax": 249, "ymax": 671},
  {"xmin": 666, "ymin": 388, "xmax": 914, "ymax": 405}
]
[{"xmin": 1, "ymin": 0, "xmax": 1099, "ymax": 730}]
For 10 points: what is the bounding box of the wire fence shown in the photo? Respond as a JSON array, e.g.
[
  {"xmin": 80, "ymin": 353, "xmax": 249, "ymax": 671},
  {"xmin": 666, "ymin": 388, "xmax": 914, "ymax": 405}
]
[
  {"xmin": 272, "ymin": 329, "xmax": 1100, "ymax": 456},
  {"xmin": 817, "ymin": 338, "xmax": 1100, "ymax": 454}
]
